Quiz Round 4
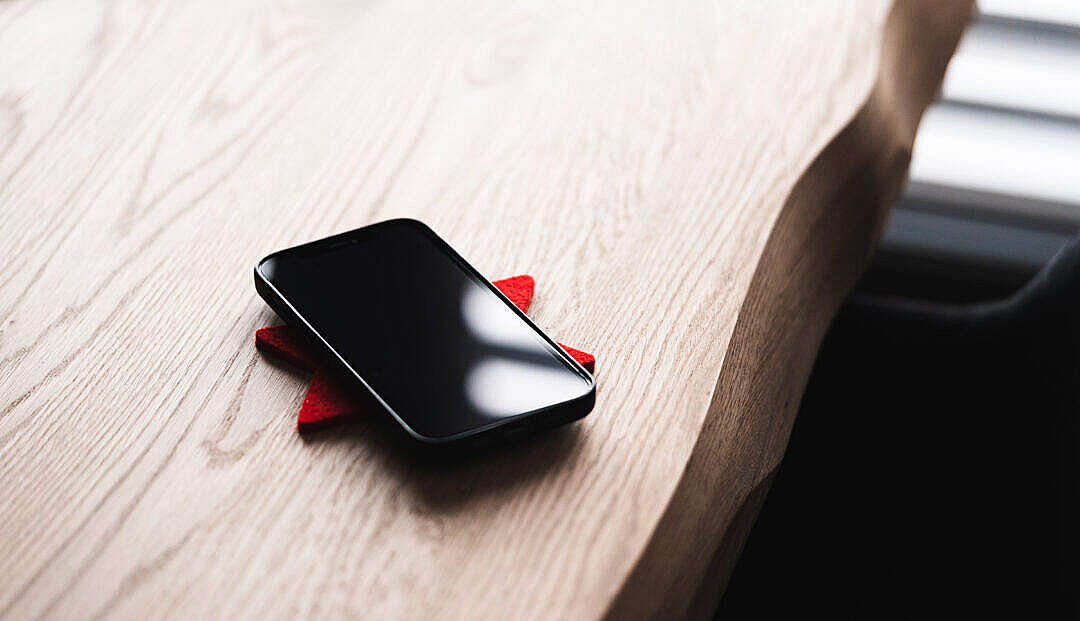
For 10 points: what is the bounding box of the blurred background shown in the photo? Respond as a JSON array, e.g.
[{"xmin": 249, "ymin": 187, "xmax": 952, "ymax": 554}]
[
  {"xmin": 719, "ymin": 2, "xmax": 1080, "ymax": 619},
  {"xmin": 868, "ymin": 0, "xmax": 1080, "ymax": 302}
]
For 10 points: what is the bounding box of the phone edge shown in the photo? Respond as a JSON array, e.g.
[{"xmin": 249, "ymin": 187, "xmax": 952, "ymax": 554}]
[{"xmin": 252, "ymin": 219, "xmax": 596, "ymax": 448}]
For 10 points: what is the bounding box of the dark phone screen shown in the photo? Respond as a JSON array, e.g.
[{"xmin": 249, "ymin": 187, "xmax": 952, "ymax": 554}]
[{"xmin": 258, "ymin": 221, "xmax": 592, "ymax": 439}]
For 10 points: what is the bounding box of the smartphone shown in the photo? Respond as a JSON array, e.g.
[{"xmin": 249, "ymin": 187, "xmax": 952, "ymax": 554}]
[{"xmin": 254, "ymin": 219, "xmax": 595, "ymax": 447}]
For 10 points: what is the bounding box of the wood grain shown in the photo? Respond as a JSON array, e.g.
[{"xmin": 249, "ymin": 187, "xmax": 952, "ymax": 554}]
[{"xmin": 0, "ymin": 1, "xmax": 970, "ymax": 619}]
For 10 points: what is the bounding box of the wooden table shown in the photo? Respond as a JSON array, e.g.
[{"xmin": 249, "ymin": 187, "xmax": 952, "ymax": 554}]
[{"xmin": 0, "ymin": 1, "xmax": 970, "ymax": 618}]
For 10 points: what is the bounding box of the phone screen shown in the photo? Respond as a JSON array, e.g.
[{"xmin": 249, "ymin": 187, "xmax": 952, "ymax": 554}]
[{"xmin": 257, "ymin": 220, "xmax": 593, "ymax": 440}]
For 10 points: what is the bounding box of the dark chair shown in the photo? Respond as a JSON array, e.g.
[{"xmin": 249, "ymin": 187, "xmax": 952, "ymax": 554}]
[{"xmin": 717, "ymin": 235, "xmax": 1080, "ymax": 619}]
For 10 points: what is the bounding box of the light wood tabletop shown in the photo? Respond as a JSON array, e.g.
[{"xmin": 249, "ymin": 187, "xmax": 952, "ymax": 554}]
[{"xmin": 0, "ymin": 1, "xmax": 970, "ymax": 618}]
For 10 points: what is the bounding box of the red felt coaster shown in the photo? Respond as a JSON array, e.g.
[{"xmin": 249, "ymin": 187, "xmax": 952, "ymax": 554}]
[{"xmin": 256, "ymin": 275, "xmax": 596, "ymax": 431}]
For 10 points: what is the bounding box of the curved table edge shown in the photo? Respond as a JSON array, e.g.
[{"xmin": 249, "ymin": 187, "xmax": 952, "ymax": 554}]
[{"xmin": 604, "ymin": 1, "xmax": 974, "ymax": 618}]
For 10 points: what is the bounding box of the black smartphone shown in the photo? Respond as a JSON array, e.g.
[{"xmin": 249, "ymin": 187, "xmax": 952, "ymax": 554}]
[{"xmin": 254, "ymin": 219, "xmax": 595, "ymax": 447}]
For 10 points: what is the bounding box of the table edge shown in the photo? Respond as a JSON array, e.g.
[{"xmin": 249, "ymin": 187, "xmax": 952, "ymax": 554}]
[{"xmin": 604, "ymin": 1, "xmax": 975, "ymax": 617}]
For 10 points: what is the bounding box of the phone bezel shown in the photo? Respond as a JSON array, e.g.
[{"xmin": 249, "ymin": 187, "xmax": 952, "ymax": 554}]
[{"xmin": 253, "ymin": 218, "xmax": 596, "ymax": 446}]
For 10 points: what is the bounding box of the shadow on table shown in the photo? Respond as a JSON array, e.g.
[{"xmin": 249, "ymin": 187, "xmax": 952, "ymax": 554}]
[
  {"xmin": 252, "ymin": 307, "xmax": 589, "ymax": 512},
  {"xmin": 297, "ymin": 388, "xmax": 589, "ymax": 513}
]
